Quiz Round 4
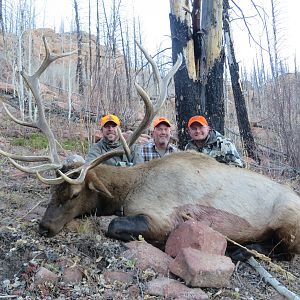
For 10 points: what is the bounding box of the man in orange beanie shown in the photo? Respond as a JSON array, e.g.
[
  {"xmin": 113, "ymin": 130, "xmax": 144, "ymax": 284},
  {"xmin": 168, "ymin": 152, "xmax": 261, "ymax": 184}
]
[
  {"xmin": 141, "ymin": 117, "xmax": 177, "ymax": 162},
  {"xmin": 185, "ymin": 115, "xmax": 244, "ymax": 167},
  {"xmin": 86, "ymin": 114, "xmax": 143, "ymax": 166}
]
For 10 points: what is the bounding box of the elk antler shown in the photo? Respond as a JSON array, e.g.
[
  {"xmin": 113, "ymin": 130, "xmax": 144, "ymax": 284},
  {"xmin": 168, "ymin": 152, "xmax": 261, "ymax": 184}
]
[
  {"xmin": 38, "ymin": 42, "xmax": 183, "ymax": 185},
  {"xmin": 0, "ymin": 36, "xmax": 77, "ymax": 173}
]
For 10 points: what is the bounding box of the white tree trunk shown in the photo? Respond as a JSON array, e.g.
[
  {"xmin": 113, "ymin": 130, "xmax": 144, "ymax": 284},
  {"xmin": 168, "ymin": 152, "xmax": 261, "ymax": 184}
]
[
  {"xmin": 17, "ymin": 32, "xmax": 25, "ymax": 120},
  {"xmin": 68, "ymin": 26, "xmax": 73, "ymax": 121}
]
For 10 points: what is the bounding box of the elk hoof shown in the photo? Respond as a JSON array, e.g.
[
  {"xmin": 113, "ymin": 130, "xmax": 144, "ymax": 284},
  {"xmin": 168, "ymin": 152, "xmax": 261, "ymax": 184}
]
[{"xmin": 107, "ymin": 215, "xmax": 150, "ymax": 242}]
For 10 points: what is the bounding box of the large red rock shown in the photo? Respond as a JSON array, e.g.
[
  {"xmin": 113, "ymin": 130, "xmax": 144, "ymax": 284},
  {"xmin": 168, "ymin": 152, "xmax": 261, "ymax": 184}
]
[
  {"xmin": 165, "ymin": 220, "xmax": 227, "ymax": 257},
  {"xmin": 169, "ymin": 247, "xmax": 235, "ymax": 288},
  {"xmin": 122, "ymin": 241, "xmax": 173, "ymax": 276}
]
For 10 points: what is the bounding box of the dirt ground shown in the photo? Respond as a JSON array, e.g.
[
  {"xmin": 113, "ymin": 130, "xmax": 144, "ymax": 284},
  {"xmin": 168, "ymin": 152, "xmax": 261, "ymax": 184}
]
[{"xmin": 0, "ymin": 138, "xmax": 300, "ymax": 299}]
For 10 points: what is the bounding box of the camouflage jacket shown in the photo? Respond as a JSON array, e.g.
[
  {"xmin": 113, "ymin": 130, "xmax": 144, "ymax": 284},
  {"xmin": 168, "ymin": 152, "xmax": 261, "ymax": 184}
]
[
  {"xmin": 85, "ymin": 138, "xmax": 143, "ymax": 166},
  {"xmin": 185, "ymin": 130, "xmax": 245, "ymax": 168}
]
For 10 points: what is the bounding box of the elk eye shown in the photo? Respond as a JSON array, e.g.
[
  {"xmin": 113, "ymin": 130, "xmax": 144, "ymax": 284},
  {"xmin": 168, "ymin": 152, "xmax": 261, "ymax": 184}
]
[{"xmin": 71, "ymin": 192, "xmax": 80, "ymax": 200}]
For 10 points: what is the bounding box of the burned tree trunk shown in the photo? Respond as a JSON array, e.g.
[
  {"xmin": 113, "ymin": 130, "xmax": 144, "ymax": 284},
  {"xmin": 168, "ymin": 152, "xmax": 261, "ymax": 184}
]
[
  {"xmin": 169, "ymin": 0, "xmax": 224, "ymax": 148},
  {"xmin": 223, "ymin": 0, "xmax": 259, "ymax": 162},
  {"xmin": 169, "ymin": 9, "xmax": 202, "ymax": 148}
]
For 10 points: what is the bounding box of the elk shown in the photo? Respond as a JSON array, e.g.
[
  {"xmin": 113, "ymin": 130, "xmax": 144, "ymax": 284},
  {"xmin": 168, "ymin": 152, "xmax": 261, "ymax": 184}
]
[{"xmin": 1, "ymin": 37, "xmax": 300, "ymax": 261}]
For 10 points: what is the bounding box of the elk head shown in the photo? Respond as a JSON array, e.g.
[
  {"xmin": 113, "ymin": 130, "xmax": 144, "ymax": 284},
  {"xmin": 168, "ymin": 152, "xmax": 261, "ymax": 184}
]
[{"xmin": 0, "ymin": 37, "xmax": 182, "ymax": 236}]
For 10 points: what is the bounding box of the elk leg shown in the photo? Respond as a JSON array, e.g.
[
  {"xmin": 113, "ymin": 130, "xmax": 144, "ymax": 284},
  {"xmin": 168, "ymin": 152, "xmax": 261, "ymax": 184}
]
[
  {"xmin": 106, "ymin": 215, "xmax": 151, "ymax": 242},
  {"xmin": 227, "ymin": 242, "xmax": 293, "ymax": 262}
]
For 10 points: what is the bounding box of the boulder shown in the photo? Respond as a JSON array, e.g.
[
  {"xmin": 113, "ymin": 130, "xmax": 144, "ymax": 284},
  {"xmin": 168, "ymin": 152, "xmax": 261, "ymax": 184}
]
[{"xmin": 169, "ymin": 247, "xmax": 235, "ymax": 288}]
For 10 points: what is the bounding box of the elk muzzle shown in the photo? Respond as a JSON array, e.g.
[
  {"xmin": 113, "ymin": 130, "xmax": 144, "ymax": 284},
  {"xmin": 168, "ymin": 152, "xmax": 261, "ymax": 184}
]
[{"xmin": 39, "ymin": 218, "xmax": 65, "ymax": 237}]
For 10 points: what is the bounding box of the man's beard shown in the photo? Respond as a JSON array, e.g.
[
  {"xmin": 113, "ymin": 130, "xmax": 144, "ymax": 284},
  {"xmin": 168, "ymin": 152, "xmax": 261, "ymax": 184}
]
[
  {"xmin": 156, "ymin": 136, "xmax": 169, "ymax": 146},
  {"xmin": 106, "ymin": 134, "xmax": 118, "ymax": 142},
  {"xmin": 193, "ymin": 134, "xmax": 207, "ymax": 141}
]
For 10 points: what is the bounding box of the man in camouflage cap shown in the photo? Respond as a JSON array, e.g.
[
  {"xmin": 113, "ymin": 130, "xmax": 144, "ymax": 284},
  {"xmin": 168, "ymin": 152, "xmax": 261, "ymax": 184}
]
[
  {"xmin": 86, "ymin": 114, "xmax": 143, "ymax": 166},
  {"xmin": 185, "ymin": 115, "xmax": 245, "ymax": 168}
]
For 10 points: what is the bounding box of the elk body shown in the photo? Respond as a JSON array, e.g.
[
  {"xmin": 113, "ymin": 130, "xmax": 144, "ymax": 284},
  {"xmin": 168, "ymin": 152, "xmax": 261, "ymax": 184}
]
[{"xmin": 39, "ymin": 151, "xmax": 300, "ymax": 257}]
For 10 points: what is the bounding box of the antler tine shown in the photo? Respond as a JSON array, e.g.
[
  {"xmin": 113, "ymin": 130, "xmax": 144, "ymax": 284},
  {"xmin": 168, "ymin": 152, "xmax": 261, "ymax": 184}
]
[
  {"xmin": 3, "ymin": 103, "xmax": 38, "ymax": 128},
  {"xmin": 36, "ymin": 165, "xmax": 86, "ymax": 185},
  {"xmin": 128, "ymin": 81, "xmax": 154, "ymax": 147},
  {"xmin": 156, "ymin": 53, "xmax": 183, "ymax": 113},
  {"xmin": 117, "ymin": 126, "xmax": 131, "ymax": 160},
  {"xmin": 135, "ymin": 41, "xmax": 162, "ymax": 92},
  {"xmin": 9, "ymin": 157, "xmax": 62, "ymax": 173},
  {"xmin": 32, "ymin": 36, "xmax": 77, "ymax": 79},
  {"xmin": 0, "ymin": 148, "xmax": 51, "ymax": 162},
  {"xmin": 36, "ymin": 172, "xmax": 65, "ymax": 185},
  {"xmin": 135, "ymin": 41, "xmax": 183, "ymax": 114}
]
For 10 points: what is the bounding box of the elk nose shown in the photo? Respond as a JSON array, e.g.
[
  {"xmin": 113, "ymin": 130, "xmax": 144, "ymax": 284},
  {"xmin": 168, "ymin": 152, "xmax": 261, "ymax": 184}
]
[{"xmin": 39, "ymin": 223, "xmax": 50, "ymax": 237}]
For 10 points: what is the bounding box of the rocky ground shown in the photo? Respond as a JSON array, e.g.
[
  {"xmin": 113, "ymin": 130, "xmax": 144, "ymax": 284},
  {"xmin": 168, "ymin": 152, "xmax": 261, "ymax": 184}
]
[{"xmin": 0, "ymin": 132, "xmax": 300, "ymax": 299}]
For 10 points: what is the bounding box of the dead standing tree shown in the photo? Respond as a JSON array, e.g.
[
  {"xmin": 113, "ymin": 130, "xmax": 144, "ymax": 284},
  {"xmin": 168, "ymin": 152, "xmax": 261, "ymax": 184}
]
[
  {"xmin": 169, "ymin": 0, "xmax": 225, "ymax": 148},
  {"xmin": 73, "ymin": 0, "xmax": 84, "ymax": 96},
  {"xmin": 223, "ymin": 0, "xmax": 259, "ymax": 162}
]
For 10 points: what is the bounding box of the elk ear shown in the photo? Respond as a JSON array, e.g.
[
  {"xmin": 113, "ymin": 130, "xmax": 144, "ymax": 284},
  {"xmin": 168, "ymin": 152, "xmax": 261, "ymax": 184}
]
[{"xmin": 87, "ymin": 175, "xmax": 113, "ymax": 199}]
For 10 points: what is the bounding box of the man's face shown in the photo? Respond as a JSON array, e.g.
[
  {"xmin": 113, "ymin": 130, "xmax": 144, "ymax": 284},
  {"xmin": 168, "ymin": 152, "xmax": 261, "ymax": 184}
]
[
  {"xmin": 153, "ymin": 123, "xmax": 171, "ymax": 148},
  {"xmin": 188, "ymin": 123, "xmax": 210, "ymax": 141},
  {"xmin": 102, "ymin": 122, "xmax": 119, "ymax": 142}
]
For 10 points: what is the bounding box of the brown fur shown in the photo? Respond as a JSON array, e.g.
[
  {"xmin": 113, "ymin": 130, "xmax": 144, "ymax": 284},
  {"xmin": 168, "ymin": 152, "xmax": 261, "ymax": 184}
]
[{"xmin": 40, "ymin": 151, "xmax": 300, "ymax": 255}]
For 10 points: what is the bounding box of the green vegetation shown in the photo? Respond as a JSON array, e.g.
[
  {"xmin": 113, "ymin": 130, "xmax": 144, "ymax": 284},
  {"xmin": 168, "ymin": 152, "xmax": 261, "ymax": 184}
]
[
  {"xmin": 63, "ymin": 138, "xmax": 89, "ymax": 153},
  {"xmin": 124, "ymin": 258, "xmax": 137, "ymax": 269},
  {"xmin": 11, "ymin": 133, "xmax": 48, "ymax": 149},
  {"xmin": 11, "ymin": 133, "xmax": 89, "ymax": 153}
]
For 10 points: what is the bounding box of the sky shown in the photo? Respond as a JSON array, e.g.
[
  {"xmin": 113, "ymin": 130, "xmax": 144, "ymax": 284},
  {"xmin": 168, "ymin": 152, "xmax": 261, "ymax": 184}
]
[{"xmin": 32, "ymin": 0, "xmax": 300, "ymax": 73}]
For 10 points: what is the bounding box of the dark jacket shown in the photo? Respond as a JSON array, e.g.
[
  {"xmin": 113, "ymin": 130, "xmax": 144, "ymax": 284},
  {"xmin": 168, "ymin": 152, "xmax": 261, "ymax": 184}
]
[{"xmin": 86, "ymin": 138, "xmax": 143, "ymax": 166}]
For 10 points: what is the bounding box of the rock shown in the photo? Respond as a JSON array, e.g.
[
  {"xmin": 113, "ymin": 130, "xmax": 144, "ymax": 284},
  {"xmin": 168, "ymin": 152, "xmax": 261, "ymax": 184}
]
[
  {"xmin": 122, "ymin": 241, "xmax": 173, "ymax": 276},
  {"xmin": 62, "ymin": 266, "xmax": 83, "ymax": 283},
  {"xmin": 34, "ymin": 267, "xmax": 58, "ymax": 284},
  {"xmin": 103, "ymin": 271, "xmax": 133, "ymax": 284},
  {"xmin": 146, "ymin": 277, "xmax": 208, "ymax": 300},
  {"xmin": 165, "ymin": 220, "xmax": 227, "ymax": 257},
  {"xmin": 169, "ymin": 247, "xmax": 235, "ymax": 288}
]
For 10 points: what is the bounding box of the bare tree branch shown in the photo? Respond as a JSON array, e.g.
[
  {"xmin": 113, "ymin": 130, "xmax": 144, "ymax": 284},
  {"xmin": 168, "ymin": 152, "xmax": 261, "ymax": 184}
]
[{"xmin": 230, "ymin": 0, "xmax": 268, "ymax": 51}]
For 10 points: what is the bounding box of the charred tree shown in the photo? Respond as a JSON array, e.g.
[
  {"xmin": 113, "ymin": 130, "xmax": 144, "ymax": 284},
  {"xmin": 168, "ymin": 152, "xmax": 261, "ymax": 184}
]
[
  {"xmin": 223, "ymin": 0, "xmax": 259, "ymax": 162},
  {"xmin": 169, "ymin": 0, "xmax": 225, "ymax": 149}
]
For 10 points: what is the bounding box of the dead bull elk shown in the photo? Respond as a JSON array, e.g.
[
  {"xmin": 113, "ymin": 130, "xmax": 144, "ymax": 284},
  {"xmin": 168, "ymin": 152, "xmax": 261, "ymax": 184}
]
[{"xmin": 1, "ymin": 38, "xmax": 300, "ymax": 260}]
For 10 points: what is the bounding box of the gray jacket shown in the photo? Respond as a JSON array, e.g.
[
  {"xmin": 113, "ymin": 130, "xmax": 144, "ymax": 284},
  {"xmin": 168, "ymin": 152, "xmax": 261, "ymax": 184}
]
[
  {"xmin": 86, "ymin": 138, "xmax": 143, "ymax": 166},
  {"xmin": 185, "ymin": 130, "xmax": 245, "ymax": 168}
]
